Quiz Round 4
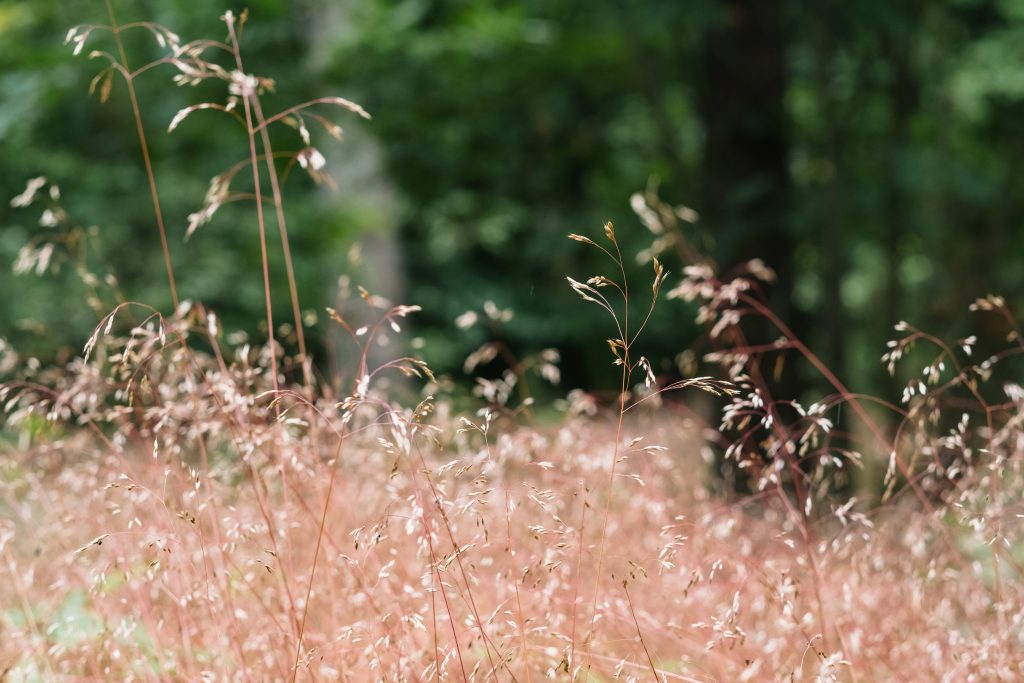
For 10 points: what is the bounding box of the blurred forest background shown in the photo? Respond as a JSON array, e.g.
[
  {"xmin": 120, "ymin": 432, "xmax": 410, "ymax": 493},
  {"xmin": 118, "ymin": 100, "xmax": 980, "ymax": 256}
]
[{"xmin": 2, "ymin": 0, "xmax": 1023, "ymax": 399}]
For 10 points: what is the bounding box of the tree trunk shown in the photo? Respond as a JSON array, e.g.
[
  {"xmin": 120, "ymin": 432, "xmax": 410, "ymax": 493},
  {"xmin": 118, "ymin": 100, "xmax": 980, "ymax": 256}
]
[{"xmin": 698, "ymin": 0, "xmax": 799, "ymax": 382}]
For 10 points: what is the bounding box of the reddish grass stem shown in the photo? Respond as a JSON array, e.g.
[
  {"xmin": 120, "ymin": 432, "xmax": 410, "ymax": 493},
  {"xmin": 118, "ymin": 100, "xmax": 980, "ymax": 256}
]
[{"xmin": 104, "ymin": 0, "xmax": 179, "ymax": 310}]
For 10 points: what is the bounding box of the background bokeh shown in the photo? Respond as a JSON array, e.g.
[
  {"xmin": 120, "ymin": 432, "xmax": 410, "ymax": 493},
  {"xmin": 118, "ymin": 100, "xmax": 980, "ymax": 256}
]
[{"xmin": 3, "ymin": 0, "xmax": 1023, "ymax": 398}]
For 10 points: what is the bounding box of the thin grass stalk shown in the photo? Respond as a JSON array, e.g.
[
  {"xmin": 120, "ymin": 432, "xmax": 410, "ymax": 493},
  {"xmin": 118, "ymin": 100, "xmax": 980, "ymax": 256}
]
[
  {"xmin": 249, "ymin": 96, "xmax": 315, "ymax": 399},
  {"xmin": 417, "ymin": 479, "xmax": 469, "ymax": 683},
  {"xmin": 411, "ymin": 441, "xmax": 506, "ymax": 681},
  {"xmin": 505, "ymin": 492, "xmax": 533, "ymax": 682},
  {"xmin": 97, "ymin": 5, "xmax": 257, "ymax": 675},
  {"xmin": 585, "ymin": 230, "xmax": 630, "ymax": 673},
  {"xmin": 223, "ymin": 14, "xmax": 282, "ymax": 416},
  {"xmin": 568, "ymin": 481, "xmax": 587, "ymax": 675},
  {"xmin": 291, "ymin": 425, "xmax": 348, "ymax": 681},
  {"xmin": 622, "ymin": 582, "xmax": 659, "ymax": 681},
  {"xmin": 222, "ymin": 18, "xmax": 304, "ymax": 655},
  {"xmin": 104, "ymin": 0, "xmax": 179, "ymax": 310}
]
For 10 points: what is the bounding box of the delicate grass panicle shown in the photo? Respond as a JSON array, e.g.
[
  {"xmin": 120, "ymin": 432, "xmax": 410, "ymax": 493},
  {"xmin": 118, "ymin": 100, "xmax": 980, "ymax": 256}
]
[{"xmin": 2, "ymin": 7, "xmax": 1023, "ymax": 683}]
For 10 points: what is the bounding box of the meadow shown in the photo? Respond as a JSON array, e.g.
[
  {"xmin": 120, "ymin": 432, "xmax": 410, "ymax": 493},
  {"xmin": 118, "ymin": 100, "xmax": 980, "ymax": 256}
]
[{"xmin": 2, "ymin": 7, "xmax": 1023, "ymax": 682}]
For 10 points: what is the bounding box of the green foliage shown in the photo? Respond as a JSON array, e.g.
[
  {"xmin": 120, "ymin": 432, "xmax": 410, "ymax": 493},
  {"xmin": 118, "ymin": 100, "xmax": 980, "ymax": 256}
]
[
  {"xmin": 5, "ymin": 0, "xmax": 1024, "ymax": 397},
  {"xmin": 1, "ymin": 0, "xmax": 371, "ymax": 364},
  {"xmin": 323, "ymin": 0, "xmax": 1024, "ymax": 393},
  {"xmin": 326, "ymin": 1, "xmax": 714, "ymax": 387}
]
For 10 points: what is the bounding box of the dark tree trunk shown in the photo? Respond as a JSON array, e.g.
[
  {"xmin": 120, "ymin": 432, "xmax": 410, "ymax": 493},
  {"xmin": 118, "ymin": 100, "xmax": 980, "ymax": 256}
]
[
  {"xmin": 698, "ymin": 0, "xmax": 800, "ymax": 380},
  {"xmin": 813, "ymin": 3, "xmax": 847, "ymax": 392},
  {"xmin": 881, "ymin": 28, "xmax": 919, "ymax": 399},
  {"xmin": 698, "ymin": 0, "xmax": 797, "ymax": 493}
]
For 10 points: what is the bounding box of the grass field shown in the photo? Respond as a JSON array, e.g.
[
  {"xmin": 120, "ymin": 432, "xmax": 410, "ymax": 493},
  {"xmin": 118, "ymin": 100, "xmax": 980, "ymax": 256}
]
[
  {"xmin": 3, "ymin": 7, "xmax": 1023, "ymax": 681},
  {"xmin": 2, "ymin": 388, "xmax": 1021, "ymax": 680}
]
